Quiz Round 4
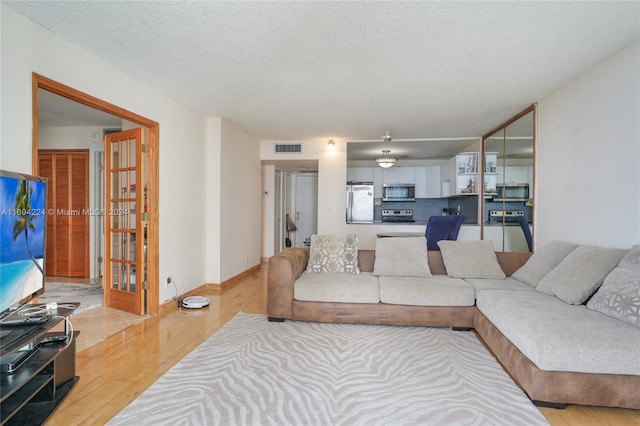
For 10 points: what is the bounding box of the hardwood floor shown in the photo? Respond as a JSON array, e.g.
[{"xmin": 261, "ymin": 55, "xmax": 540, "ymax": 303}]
[{"xmin": 46, "ymin": 265, "xmax": 639, "ymax": 425}]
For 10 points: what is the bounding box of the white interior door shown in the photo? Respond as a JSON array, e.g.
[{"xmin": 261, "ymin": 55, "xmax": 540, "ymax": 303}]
[{"xmin": 294, "ymin": 175, "xmax": 318, "ymax": 247}]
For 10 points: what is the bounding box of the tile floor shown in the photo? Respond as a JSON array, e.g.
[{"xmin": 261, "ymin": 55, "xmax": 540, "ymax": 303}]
[
  {"xmin": 45, "ymin": 277, "xmax": 148, "ymax": 352},
  {"xmin": 71, "ymin": 306, "xmax": 149, "ymax": 352}
]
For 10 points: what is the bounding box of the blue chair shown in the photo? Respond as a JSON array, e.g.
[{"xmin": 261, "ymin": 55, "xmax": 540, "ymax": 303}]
[
  {"xmin": 425, "ymin": 215, "xmax": 466, "ymax": 250},
  {"xmin": 448, "ymin": 215, "xmax": 466, "ymax": 241},
  {"xmin": 517, "ymin": 215, "xmax": 533, "ymax": 252}
]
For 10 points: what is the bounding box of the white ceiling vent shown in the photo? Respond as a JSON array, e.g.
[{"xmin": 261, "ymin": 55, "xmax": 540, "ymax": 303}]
[{"xmin": 274, "ymin": 143, "xmax": 302, "ymax": 154}]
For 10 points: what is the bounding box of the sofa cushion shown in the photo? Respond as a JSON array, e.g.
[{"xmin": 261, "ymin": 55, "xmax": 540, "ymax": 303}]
[
  {"xmin": 306, "ymin": 233, "xmax": 360, "ymax": 274},
  {"xmin": 437, "ymin": 240, "xmax": 505, "ymax": 279},
  {"xmin": 476, "ymin": 289, "xmax": 640, "ymax": 375},
  {"xmin": 587, "ymin": 245, "xmax": 640, "ymax": 328},
  {"xmin": 535, "ymin": 245, "xmax": 627, "ymax": 305},
  {"xmin": 511, "ymin": 241, "xmax": 578, "ymax": 287},
  {"xmin": 379, "ymin": 276, "xmax": 474, "ymax": 306},
  {"xmin": 464, "ymin": 277, "xmax": 534, "ymax": 297},
  {"xmin": 294, "ymin": 272, "xmax": 379, "ymax": 303},
  {"xmin": 372, "ymin": 236, "xmax": 431, "ymax": 277}
]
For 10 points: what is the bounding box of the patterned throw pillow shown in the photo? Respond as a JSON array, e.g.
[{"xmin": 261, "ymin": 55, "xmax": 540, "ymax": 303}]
[
  {"xmin": 587, "ymin": 245, "xmax": 640, "ymax": 328},
  {"xmin": 306, "ymin": 234, "xmax": 360, "ymax": 274}
]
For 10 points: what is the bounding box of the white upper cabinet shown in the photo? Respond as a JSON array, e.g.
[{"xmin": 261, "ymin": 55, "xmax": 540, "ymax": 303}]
[
  {"xmin": 415, "ymin": 165, "xmax": 441, "ymax": 198},
  {"xmin": 398, "ymin": 167, "xmax": 415, "ymax": 184},
  {"xmin": 382, "ymin": 167, "xmax": 415, "ymax": 184},
  {"xmin": 497, "ymin": 165, "xmax": 529, "ymax": 185},
  {"xmin": 347, "ymin": 167, "xmax": 374, "ymax": 182}
]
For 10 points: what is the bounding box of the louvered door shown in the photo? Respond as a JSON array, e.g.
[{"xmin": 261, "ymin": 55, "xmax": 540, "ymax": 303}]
[{"xmin": 37, "ymin": 150, "xmax": 90, "ymax": 277}]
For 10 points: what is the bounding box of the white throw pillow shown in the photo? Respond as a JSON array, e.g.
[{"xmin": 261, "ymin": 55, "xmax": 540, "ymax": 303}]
[
  {"xmin": 535, "ymin": 245, "xmax": 627, "ymax": 305},
  {"xmin": 372, "ymin": 236, "xmax": 431, "ymax": 277},
  {"xmin": 306, "ymin": 234, "xmax": 360, "ymax": 274},
  {"xmin": 587, "ymin": 245, "xmax": 640, "ymax": 328},
  {"xmin": 511, "ymin": 241, "xmax": 578, "ymax": 287},
  {"xmin": 437, "ymin": 240, "xmax": 505, "ymax": 279}
]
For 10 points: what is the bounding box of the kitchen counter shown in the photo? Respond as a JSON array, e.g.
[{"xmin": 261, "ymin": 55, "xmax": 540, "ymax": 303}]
[
  {"xmin": 376, "ymin": 232, "xmax": 425, "ymax": 238},
  {"xmin": 373, "ymin": 220, "xmax": 427, "ymax": 225},
  {"xmin": 347, "ymin": 223, "xmax": 481, "ymax": 250}
]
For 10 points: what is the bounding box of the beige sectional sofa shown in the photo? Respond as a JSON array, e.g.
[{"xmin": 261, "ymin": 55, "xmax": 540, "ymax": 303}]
[{"xmin": 266, "ymin": 237, "xmax": 640, "ymax": 409}]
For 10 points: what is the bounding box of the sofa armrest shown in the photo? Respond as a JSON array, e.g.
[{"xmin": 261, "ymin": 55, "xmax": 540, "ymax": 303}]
[{"xmin": 267, "ymin": 248, "xmax": 309, "ymax": 319}]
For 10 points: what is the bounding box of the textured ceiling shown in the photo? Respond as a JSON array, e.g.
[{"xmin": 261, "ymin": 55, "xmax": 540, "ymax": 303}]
[{"xmin": 6, "ymin": 1, "xmax": 640, "ymax": 141}]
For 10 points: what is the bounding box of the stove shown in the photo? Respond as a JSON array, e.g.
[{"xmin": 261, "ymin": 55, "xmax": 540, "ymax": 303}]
[
  {"xmin": 381, "ymin": 209, "xmax": 414, "ymax": 223},
  {"xmin": 489, "ymin": 210, "xmax": 525, "ymax": 223}
]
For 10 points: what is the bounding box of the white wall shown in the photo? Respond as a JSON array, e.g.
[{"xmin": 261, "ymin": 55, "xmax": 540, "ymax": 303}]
[
  {"xmin": 205, "ymin": 118, "xmax": 222, "ymax": 284},
  {"xmin": 537, "ymin": 40, "xmax": 640, "ymax": 248},
  {"xmin": 0, "ymin": 6, "xmax": 209, "ymax": 305},
  {"xmin": 220, "ymin": 118, "xmax": 261, "ymax": 281},
  {"xmin": 206, "ymin": 118, "xmax": 261, "ymax": 283},
  {"xmin": 261, "ymin": 165, "xmax": 276, "ymax": 258}
]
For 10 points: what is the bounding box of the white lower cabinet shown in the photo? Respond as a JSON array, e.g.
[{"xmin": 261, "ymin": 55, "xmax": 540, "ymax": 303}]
[{"xmin": 484, "ymin": 225, "xmax": 530, "ymax": 252}]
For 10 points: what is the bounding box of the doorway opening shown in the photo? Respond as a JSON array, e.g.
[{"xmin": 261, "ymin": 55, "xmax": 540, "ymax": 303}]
[
  {"xmin": 265, "ymin": 160, "xmax": 318, "ymax": 256},
  {"xmin": 294, "ymin": 174, "xmax": 318, "ymax": 248},
  {"xmin": 31, "ymin": 73, "xmax": 160, "ymax": 315}
]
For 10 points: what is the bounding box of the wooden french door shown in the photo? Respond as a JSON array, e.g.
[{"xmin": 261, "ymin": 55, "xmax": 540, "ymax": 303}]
[
  {"xmin": 38, "ymin": 150, "xmax": 89, "ymax": 277},
  {"xmin": 104, "ymin": 129, "xmax": 146, "ymax": 315}
]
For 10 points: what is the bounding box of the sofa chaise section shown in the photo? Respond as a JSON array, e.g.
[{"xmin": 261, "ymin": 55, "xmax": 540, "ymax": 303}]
[
  {"xmin": 473, "ymin": 243, "xmax": 640, "ymax": 409},
  {"xmin": 475, "ymin": 306, "xmax": 640, "ymax": 409}
]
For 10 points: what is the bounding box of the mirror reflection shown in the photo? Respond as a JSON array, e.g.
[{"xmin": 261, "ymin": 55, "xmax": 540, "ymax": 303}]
[
  {"xmin": 482, "ymin": 107, "xmax": 535, "ymax": 252},
  {"xmin": 344, "ymin": 106, "xmax": 535, "ymax": 254},
  {"xmin": 346, "ymin": 138, "xmax": 482, "ymax": 225}
]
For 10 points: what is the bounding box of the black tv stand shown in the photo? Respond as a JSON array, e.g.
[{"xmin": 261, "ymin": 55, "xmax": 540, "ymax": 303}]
[
  {"xmin": 0, "ymin": 342, "xmax": 41, "ymax": 374},
  {"xmin": 0, "ymin": 303, "xmax": 80, "ymax": 425}
]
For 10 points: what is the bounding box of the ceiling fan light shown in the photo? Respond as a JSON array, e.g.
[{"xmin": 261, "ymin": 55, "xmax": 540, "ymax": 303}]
[
  {"xmin": 374, "ymin": 149, "xmax": 397, "ymax": 168},
  {"xmin": 375, "ymin": 158, "xmax": 396, "ymax": 168}
]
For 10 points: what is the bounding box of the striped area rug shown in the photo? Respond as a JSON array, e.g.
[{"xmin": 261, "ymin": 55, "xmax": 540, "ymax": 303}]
[{"xmin": 108, "ymin": 312, "xmax": 549, "ymax": 426}]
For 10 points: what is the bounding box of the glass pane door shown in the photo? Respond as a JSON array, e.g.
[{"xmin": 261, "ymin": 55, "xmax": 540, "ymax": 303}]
[{"xmin": 104, "ymin": 129, "xmax": 145, "ymax": 314}]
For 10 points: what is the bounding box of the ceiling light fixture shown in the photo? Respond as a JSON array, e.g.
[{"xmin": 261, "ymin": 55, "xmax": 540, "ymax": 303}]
[
  {"xmin": 382, "ymin": 131, "xmax": 393, "ymax": 143},
  {"xmin": 374, "ymin": 149, "xmax": 397, "ymax": 168}
]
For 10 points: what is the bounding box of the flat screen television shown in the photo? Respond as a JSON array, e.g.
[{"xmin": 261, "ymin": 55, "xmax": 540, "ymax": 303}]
[{"xmin": 0, "ymin": 169, "xmax": 47, "ymax": 316}]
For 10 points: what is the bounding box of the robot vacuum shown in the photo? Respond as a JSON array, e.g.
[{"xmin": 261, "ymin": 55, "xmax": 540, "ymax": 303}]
[{"xmin": 181, "ymin": 296, "xmax": 210, "ymax": 309}]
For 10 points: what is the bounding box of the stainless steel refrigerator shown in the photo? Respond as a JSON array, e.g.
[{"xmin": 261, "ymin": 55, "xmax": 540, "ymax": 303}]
[{"xmin": 346, "ymin": 182, "xmax": 374, "ymax": 223}]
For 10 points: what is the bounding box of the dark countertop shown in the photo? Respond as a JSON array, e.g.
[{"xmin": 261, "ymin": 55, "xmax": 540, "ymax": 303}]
[
  {"xmin": 373, "ymin": 220, "xmax": 427, "ymax": 225},
  {"xmin": 376, "ymin": 232, "xmax": 425, "ymax": 238}
]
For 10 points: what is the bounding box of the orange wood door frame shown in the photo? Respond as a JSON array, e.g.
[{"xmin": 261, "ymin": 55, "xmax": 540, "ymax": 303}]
[{"xmin": 31, "ymin": 73, "xmax": 160, "ymax": 315}]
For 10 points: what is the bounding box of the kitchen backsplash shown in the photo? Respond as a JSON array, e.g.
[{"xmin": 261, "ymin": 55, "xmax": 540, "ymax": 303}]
[
  {"xmin": 374, "ymin": 198, "xmax": 448, "ymax": 223},
  {"xmin": 374, "ymin": 196, "xmax": 530, "ymax": 224}
]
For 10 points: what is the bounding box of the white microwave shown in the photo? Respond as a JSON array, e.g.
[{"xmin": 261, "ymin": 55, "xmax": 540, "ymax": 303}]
[{"xmin": 382, "ymin": 184, "xmax": 415, "ymax": 202}]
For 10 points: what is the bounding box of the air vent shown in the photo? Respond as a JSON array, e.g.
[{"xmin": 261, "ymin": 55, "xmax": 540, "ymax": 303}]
[{"xmin": 274, "ymin": 143, "xmax": 302, "ymax": 154}]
